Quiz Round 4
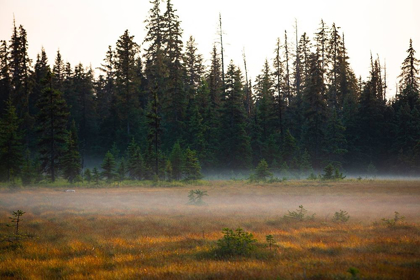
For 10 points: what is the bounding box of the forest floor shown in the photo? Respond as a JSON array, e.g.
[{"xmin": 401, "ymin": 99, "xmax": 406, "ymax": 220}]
[{"xmin": 0, "ymin": 179, "xmax": 419, "ymax": 279}]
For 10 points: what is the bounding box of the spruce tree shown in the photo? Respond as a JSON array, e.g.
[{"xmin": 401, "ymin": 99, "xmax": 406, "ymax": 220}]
[
  {"xmin": 20, "ymin": 149, "xmax": 34, "ymax": 185},
  {"xmin": 117, "ymin": 160, "xmax": 126, "ymax": 182},
  {"xmin": 71, "ymin": 64, "xmax": 97, "ymax": 167},
  {"xmin": 84, "ymin": 168, "xmax": 92, "ymax": 183},
  {"xmin": 52, "ymin": 50, "xmax": 65, "ymax": 92},
  {"xmin": 183, "ymin": 148, "xmax": 202, "ymax": 180},
  {"xmin": 61, "ymin": 122, "xmax": 81, "ymax": 183},
  {"xmin": 92, "ymin": 167, "xmax": 100, "ymax": 185},
  {"xmin": 254, "ymin": 159, "xmax": 272, "ymax": 181},
  {"xmin": 218, "ymin": 62, "xmax": 251, "ymax": 170},
  {"xmin": 301, "ymin": 52, "xmax": 327, "ymax": 168},
  {"xmin": 170, "ymin": 141, "xmax": 184, "ymax": 180},
  {"xmin": 397, "ymin": 39, "xmax": 419, "ymax": 110},
  {"xmin": 101, "ymin": 151, "xmax": 116, "ymax": 181},
  {"xmin": 127, "ymin": 138, "xmax": 144, "ymax": 180},
  {"xmin": 254, "ymin": 59, "xmax": 276, "ymax": 163},
  {"xmin": 323, "ymin": 108, "xmax": 347, "ymax": 168},
  {"xmin": 9, "ymin": 22, "xmax": 31, "ymax": 118},
  {"xmin": 36, "ymin": 71, "xmax": 69, "ymax": 182},
  {"xmin": 272, "ymin": 38, "xmax": 285, "ymax": 139},
  {"xmin": 114, "ymin": 30, "xmax": 141, "ymax": 140},
  {"xmin": 161, "ymin": 0, "xmax": 187, "ymax": 148},
  {"xmin": 0, "ymin": 40, "xmax": 11, "ymax": 114},
  {"xmin": 0, "ymin": 98, "xmax": 23, "ymax": 181},
  {"xmin": 184, "ymin": 36, "xmax": 204, "ymax": 99}
]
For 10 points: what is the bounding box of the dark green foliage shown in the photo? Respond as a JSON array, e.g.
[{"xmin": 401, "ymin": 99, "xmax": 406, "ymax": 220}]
[
  {"xmin": 252, "ymin": 159, "xmax": 272, "ymax": 182},
  {"xmin": 0, "ymin": 15, "xmax": 420, "ymax": 180},
  {"xmin": 284, "ymin": 205, "xmax": 315, "ymax": 221},
  {"xmin": 347, "ymin": 267, "xmax": 360, "ymax": 279},
  {"xmin": 333, "ymin": 210, "xmax": 350, "ymax": 223},
  {"xmin": 20, "ymin": 150, "xmax": 34, "ymax": 185},
  {"xmin": 322, "ymin": 163, "xmax": 345, "ymax": 180},
  {"xmin": 266, "ymin": 234, "xmax": 276, "ymax": 251},
  {"xmin": 170, "ymin": 141, "xmax": 183, "ymax": 180},
  {"xmin": 299, "ymin": 149, "xmax": 313, "ymax": 174},
  {"xmin": 61, "ymin": 124, "xmax": 81, "ymax": 183},
  {"xmin": 36, "ymin": 71, "xmax": 69, "ymax": 182},
  {"xmin": 84, "ymin": 168, "xmax": 92, "ymax": 183},
  {"xmin": 322, "ymin": 163, "xmax": 334, "ymax": 179},
  {"xmin": 382, "ymin": 211, "xmax": 405, "ymax": 227},
  {"xmin": 183, "ymin": 148, "xmax": 202, "ymax": 180},
  {"xmin": 8, "ymin": 210, "xmax": 25, "ymax": 238},
  {"xmin": 117, "ymin": 160, "xmax": 126, "ymax": 182},
  {"xmin": 101, "ymin": 151, "xmax": 116, "ymax": 181},
  {"xmin": 187, "ymin": 189, "xmax": 207, "ymax": 205},
  {"xmin": 215, "ymin": 228, "xmax": 257, "ymax": 257},
  {"xmin": 218, "ymin": 62, "xmax": 252, "ymax": 170},
  {"xmin": 92, "ymin": 167, "xmax": 100, "ymax": 185},
  {"xmin": 0, "ymin": 99, "xmax": 23, "ymax": 181},
  {"xmin": 127, "ymin": 138, "xmax": 144, "ymax": 180}
]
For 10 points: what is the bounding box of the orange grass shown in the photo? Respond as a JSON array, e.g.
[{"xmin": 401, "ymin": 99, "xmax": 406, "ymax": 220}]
[{"xmin": 0, "ymin": 180, "xmax": 420, "ymax": 279}]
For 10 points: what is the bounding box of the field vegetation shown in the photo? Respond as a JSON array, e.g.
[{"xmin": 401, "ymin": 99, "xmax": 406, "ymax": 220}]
[{"xmin": 0, "ymin": 179, "xmax": 420, "ymax": 279}]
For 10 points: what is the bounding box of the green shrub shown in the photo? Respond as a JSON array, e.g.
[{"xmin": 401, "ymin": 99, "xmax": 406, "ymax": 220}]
[
  {"xmin": 252, "ymin": 159, "xmax": 272, "ymax": 182},
  {"xmin": 284, "ymin": 205, "xmax": 315, "ymax": 221},
  {"xmin": 188, "ymin": 189, "xmax": 208, "ymax": 205},
  {"xmin": 215, "ymin": 228, "xmax": 257, "ymax": 257},
  {"xmin": 307, "ymin": 172, "xmax": 318, "ymax": 180},
  {"xmin": 382, "ymin": 211, "xmax": 405, "ymax": 227},
  {"xmin": 266, "ymin": 234, "xmax": 276, "ymax": 251},
  {"xmin": 333, "ymin": 210, "xmax": 350, "ymax": 223}
]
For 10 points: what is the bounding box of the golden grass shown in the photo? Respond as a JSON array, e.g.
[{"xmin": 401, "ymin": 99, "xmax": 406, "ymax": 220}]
[{"xmin": 0, "ymin": 180, "xmax": 420, "ymax": 279}]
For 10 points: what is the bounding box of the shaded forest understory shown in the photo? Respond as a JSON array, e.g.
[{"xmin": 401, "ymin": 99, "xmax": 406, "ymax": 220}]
[
  {"xmin": 1, "ymin": 180, "xmax": 420, "ymax": 279},
  {"xmin": 0, "ymin": 0, "xmax": 420, "ymax": 183}
]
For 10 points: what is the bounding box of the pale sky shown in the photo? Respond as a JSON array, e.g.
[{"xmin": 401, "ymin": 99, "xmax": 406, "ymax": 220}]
[{"xmin": 1, "ymin": 0, "xmax": 419, "ymax": 99}]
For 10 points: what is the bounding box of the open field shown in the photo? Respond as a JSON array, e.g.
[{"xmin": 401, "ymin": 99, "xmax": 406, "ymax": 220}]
[{"xmin": 1, "ymin": 180, "xmax": 420, "ymax": 279}]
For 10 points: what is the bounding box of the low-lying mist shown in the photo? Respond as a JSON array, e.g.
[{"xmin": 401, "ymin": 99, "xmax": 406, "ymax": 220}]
[{"xmin": 1, "ymin": 180, "xmax": 419, "ymax": 223}]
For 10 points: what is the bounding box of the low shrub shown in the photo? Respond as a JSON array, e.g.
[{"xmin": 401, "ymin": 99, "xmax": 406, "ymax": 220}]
[{"xmin": 214, "ymin": 228, "xmax": 257, "ymax": 257}]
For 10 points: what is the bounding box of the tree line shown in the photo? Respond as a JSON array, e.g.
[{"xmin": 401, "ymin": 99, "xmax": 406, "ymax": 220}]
[{"xmin": 0, "ymin": 0, "xmax": 419, "ymax": 183}]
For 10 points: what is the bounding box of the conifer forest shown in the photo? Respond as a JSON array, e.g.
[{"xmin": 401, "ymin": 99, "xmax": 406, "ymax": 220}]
[{"xmin": 0, "ymin": 0, "xmax": 420, "ymax": 183}]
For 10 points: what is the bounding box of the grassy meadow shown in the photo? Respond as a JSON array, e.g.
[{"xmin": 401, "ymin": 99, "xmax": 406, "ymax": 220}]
[{"xmin": 0, "ymin": 179, "xmax": 420, "ymax": 279}]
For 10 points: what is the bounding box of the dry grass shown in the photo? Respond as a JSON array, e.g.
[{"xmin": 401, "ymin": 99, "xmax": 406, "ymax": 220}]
[{"xmin": 0, "ymin": 180, "xmax": 420, "ymax": 279}]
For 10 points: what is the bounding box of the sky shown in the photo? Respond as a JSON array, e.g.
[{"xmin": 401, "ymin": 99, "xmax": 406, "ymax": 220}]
[{"xmin": 1, "ymin": 0, "xmax": 419, "ymax": 99}]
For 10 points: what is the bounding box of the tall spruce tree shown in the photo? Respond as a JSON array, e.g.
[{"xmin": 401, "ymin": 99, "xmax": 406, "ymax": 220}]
[
  {"xmin": 301, "ymin": 52, "xmax": 327, "ymax": 168},
  {"xmin": 169, "ymin": 141, "xmax": 183, "ymax": 180},
  {"xmin": 218, "ymin": 61, "xmax": 251, "ymax": 170},
  {"xmin": 272, "ymin": 38, "xmax": 285, "ymax": 139},
  {"xmin": 9, "ymin": 22, "xmax": 31, "ymax": 117},
  {"xmin": 101, "ymin": 151, "xmax": 116, "ymax": 181},
  {"xmin": 127, "ymin": 138, "xmax": 144, "ymax": 180},
  {"xmin": 0, "ymin": 40, "xmax": 11, "ymax": 114},
  {"xmin": 0, "ymin": 98, "xmax": 23, "ymax": 181},
  {"xmin": 396, "ymin": 39, "xmax": 419, "ymax": 110},
  {"xmin": 161, "ymin": 0, "xmax": 187, "ymax": 148},
  {"xmin": 36, "ymin": 71, "xmax": 69, "ymax": 182},
  {"xmin": 71, "ymin": 64, "xmax": 97, "ymax": 166},
  {"xmin": 61, "ymin": 122, "xmax": 81, "ymax": 183},
  {"xmin": 114, "ymin": 30, "xmax": 141, "ymax": 140}
]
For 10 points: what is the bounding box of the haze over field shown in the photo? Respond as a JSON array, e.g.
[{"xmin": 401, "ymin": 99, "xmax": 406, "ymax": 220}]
[{"xmin": 1, "ymin": 181, "xmax": 420, "ymax": 222}]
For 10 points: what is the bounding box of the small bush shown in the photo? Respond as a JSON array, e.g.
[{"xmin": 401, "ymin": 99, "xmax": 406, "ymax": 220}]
[
  {"xmin": 215, "ymin": 228, "xmax": 257, "ymax": 257},
  {"xmin": 333, "ymin": 210, "xmax": 350, "ymax": 223},
  {"xmin": 382, "ymin": 211, "xmax": 405, "ymax": 227},
  {"xmin": 307, "ymin": 172, "xmax": 318, "ymax": 180},
  {"xmin": 188, "ymin": 189, "xmax": 208, "ymax": 205},
  {"xmin": 322, "ymin": 163, "xmax": 346, "ymax": 180},
  {"xmin": 251, "ymin": 159, "xmax": 273, "ymax": 182},
  {"xmin": 266, "ymin": 234, "xmax": 276, "ymax": 251},
  {"xmin": 284, "ymin": 205, "xmax": 315, "ymax": 221}
]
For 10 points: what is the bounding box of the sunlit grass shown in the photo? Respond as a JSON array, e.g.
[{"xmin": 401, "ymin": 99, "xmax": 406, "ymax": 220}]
[{"xmin": 0, "ymin": 180, "xmax": 420, "ymax": 279}]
